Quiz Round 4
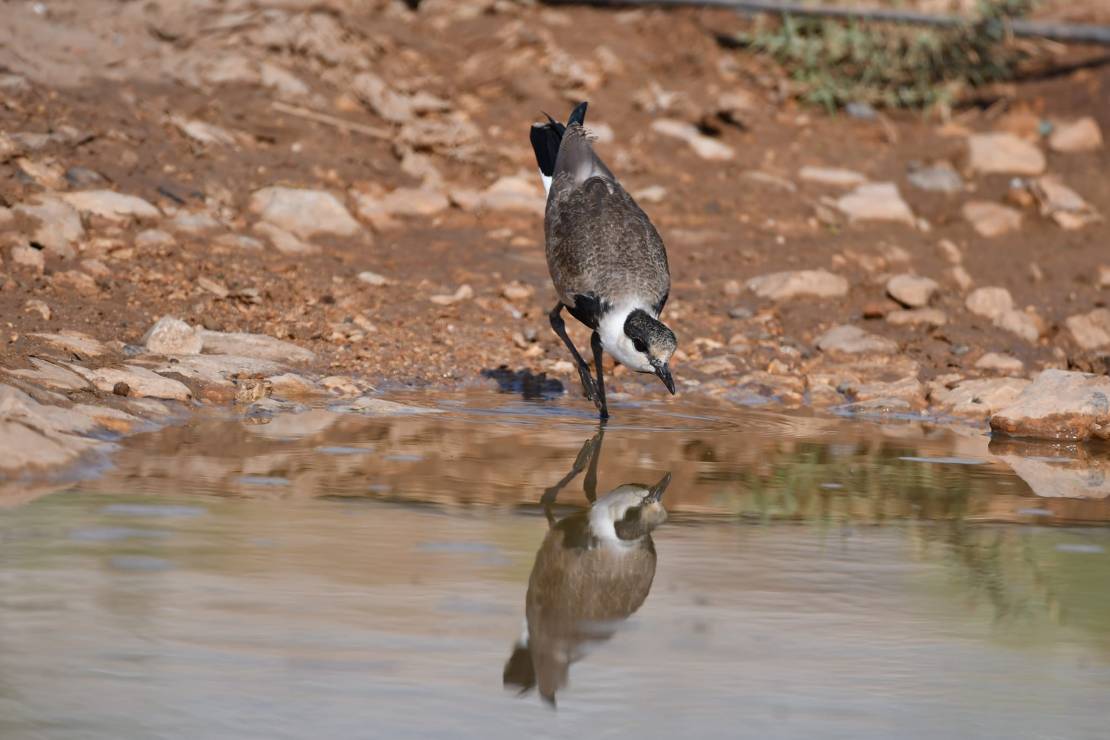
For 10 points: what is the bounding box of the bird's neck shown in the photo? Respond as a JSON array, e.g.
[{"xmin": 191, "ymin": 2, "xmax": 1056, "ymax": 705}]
[{"xmin": 599, "ymin": 302, "xmax": 655, "ymax": 372}]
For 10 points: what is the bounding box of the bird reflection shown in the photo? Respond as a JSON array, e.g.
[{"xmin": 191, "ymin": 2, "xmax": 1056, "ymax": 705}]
[{"xmin": 503, "ymin": 428, "xmax": 670, "ymax": 706}]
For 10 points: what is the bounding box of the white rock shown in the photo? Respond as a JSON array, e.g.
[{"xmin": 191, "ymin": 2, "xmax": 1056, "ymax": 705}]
[
  {"xmin": 975, "ymin": 352, "xmax": 1024, "ymax": 374},
  {"xmin": 991, "ymin": 369, "xmax": 1110, "ymax": 441},
  {"xmin": 267, "ymin": 373, "xmax": 318, "ymax": 397},
  {"xmin": 31, "ymin": 331, "xmax": 107, "ymax": 356},
  {"xmin": 249, "ymin": 187, "xmax": 360, "ymax": 239},
  {"xmin": 153, "ymin": 355, "xmax": 285, "ymax": 386},
  {"xmin": 4, "ymin": 357, "xmax": 90, "ymax": 391},
  {"xmin": 1048, "ymin": 117, "xmax": 1103, "ymax": 153},
  {"xmin": 13, "ymin": 196, "xmax": 84, "ymax": 257},
  {"xmin": 835, "ymin": 183, "xmax": 915, "ymax": 225},
  {"xmin": 1031, "ymin": 176, "xmax": 1101, "ymax": 231},
  {"xmin": 479, "ymin": 175, "xmax": 545, "ymax": 214},
  {"xmin": 633, "ymin": 185, "xmax": 667, "ymax": 203},
  {"xmin": 169, "ymin": 210, "xmax": 222, "ymax": 235},
  {"xmin": 965, "ymin": 286, "xmax": 1014, "ymax": 320},
  {"xmin": 354, "ymin": 187, "xmax": 448, "ymax": 220},
  {"xmin": 357, "ymin": 270, "xmax": 391, "ymax": 286},
  {"xmin": 950, "ymin": 265, "xmax": 974, "ymax": 292},
  {"xmin": 967, "ymin": 132, "xmax": 1045, "ymax": 175},
  {"xmin": 930, "ymin": 377, "xmax": 1030, "ymax": 417},
  {"xmin": 885, "ymin": 308, "xmax": 947, "ymax": 327},
  {"xmin": 651, "ymin": 119, "xmax": 734, "ymax": 161},
  {"xmin": 906, "ymin": 161, "xmax": 963, "ymax": 193},
  {"xmin": 1066, "ymin": 308, "xmax": 1110, "ymax": 350},
  {"xmin": 10, "ymin": 244, "xmax": 45, "ymax": 272},
  {"xmin": 886, "ymin": 273, "xmax": 938, "ymax": 308},
  {"xmin": 76, "ymin": 365, "xmax": 193, "ymax": 401},
  {"xmin": 60, "ymin": 190, "xmax": 160, "ymax": 221},
  {"xmin": 429, "ymin": 284, "xmax": 474, "ymax": 305},
  {"xmin": 816, "ymin": 325, "xmax": 897, "ymax": 355},
  {"xmin": 143, "ymin": 316, "xmax": 203, "ymax": 355},
  {"xmin": 197, "ymin": 329, "xmax": 316, "ymax": 364},
  {"xmin": 135, "ymin": 229, "xmax": 175, "ymax": 249},
  {"xmin": 798, "ymin": 166, "xmax": 867, "ymax": 187},
  {"xmin": 746, "ymin": 269, "xmax": 849, "ymax": 300},
  {"xmin": 252, "ymin": 222, "xmax": 320, "ymax": 255},
  {"xmin": 169, "ymin": 116, "xmax": 236, "ymax": 146},
  {"xmin": 995, "ymin": 309, "xmax": 1042, "ymax": 343},
  {"xmin": 962, "ymin": 201, "xmax": 1022, "ymax": 237}
]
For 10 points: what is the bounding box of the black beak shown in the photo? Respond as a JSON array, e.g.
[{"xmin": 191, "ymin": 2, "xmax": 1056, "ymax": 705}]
[
  {"xmin": 645, "ymin": 472, "xmax": 671, "ymax": 503},
  {"xmin": 654, "ymin": 363, "xmax": 675, "ymax": 394}
]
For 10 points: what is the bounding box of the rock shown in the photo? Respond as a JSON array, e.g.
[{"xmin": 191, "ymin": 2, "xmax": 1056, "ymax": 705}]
[
  {"xmin": 429, "ymin": 284, "xmax": 474, "ymax": 306},
  {"xmin": 835, "ymin": 183, "xmax": 915, "ymax": 225},
  {"xmin": 252, "ymin": 222, "xmax": 320, "ymax": 255},
  {"xmin": 962, "ymin": 201, "xmax": 1022, "ymax": 237},
  {"xmin": 994, "ymin": 442, "xmax": 1110, "ymax": 499},
  {"xmin": 906, "ymin": 161, "xmax": 963, "ymax": 193},
  {"xmin": 798, "ymin": 166, "xmax": 867, "ymax": 187},
  {"xmin": 260, "ymin": 63, "xmax": 309, "ymax": 97},
  {"xmin": 320, "ymin": 376, "xmax": 363, "ymax": 396},
  {"xmin": 966, "ymin": 132, "xmax": 1045, "ymax": 175},
  {"xmin": 950, "ymin": 266, "xmax": 974, "ymax": 292},
  {"xmin": 816, "ymin": 325, "xmax": 897, "ymax": 355},
  {"xmin": 0, "ymin": 418, "xmax": 96, "ymax": 471},
  {"xmin": 746, "ymin": 269, "xmax": 849, "ymax": 300},
  {"xmin": 143, "ymin": 316, "xmax": 203, "ymax": 355},
  {"xmin": 197, "ymin": 329, "xmax": 316, "ymax": 364},
  {"xmin": 995, "ymin": 309, "xmax": 1043, "ymax": 343},
  {"xmin": 169, "ymin": 116, "xmax": 236, "ymax": 146},
  {"xmin": 357, "ymin": 270, "xmax": 391, "ymax": 287},
  {"xmin": 135, "ymin": 229, "xmax": 175, "ymax": 249},
  {"xmin": 886, "ymin": 273, "xmax": 938, "ymax": 308},
  {"xmin": 169, "ymin": 210, "xmax": 222, "ymax": 235},
  {"xmin": 1048, "ymin": 117, "xmax": 1103, "ymax": 153},
  {"xmin": 4, "ymin": 357, "xmax": 89, "ymax": 391},
  {"xmin": 937, "ymin": 238, "xmax": 962, "ymax": 264},
  {"xmin": 197, "ymin": 276, "xmax": 229, "ymax": 299},
  {"xmin": 1066, "ymin": 308, "xmax": 1110, "ymax": 350},
  {"xmin": 930, "ymin": 377, "xmax": 1030, "ymax": 417},
  {"xmin": 698, "ymin": 356, "xmax": 736, "ymax": 375},
  {"xmin": 633, "ymin": 185, "xmax": 667, "ymax": 203},
  {"xmin": 64, "ymin": 167, "xmax": 108, "ymax": 188},
  {"xmin": 965, "ymin": 286, "xmax": 1014, "ymax": 320},
  {"xmin": 60, "ymin": 191, "xmax": 160, "ymax": 221},
  {"xmin": 975, "ymin": 352, "xmax": 1024, "ymax": 374},
  {"xmin": 267, "ymin": 373, "xmax": 318, "ymax": 398},
  {"xmin": 23, "ymin": 299, "xmax": 51, "ymax": 320},
  {"xmin": 15, "ymin": 157, "xmax": 67, "ymax": 189},
  {"xmin": 741, "ymin": 171, "xmax": 796, "ymax": 192},
  {"xmin": 248, "ymin": 187, "xmax": 360, "ymax": 239},
  {"xmin": 74, "ymin": 365, "xmax": 192, "ymax": 401},
  {"xmin": 990, "ymin": 369, "xmax": 1110, "ymax": 441},
  {"xmin": 651, "ymin": 119, "xmax": 734, "ymax": 161},
  {"xmin": 336, "ymin": 396, "xmax": 442, "ymax": 415},
  {"xmin": 153, "ymin": 355, "xmax": 285, "ymax": 387},
  {"xmin": 31, "ymin": 331, "xmax": 107, "ymax": 357},
  {"xmin": 13, "ymin": 196, "xmax": 84, "ymax": 258},
  {"xmin": 886, "ymin": 308, "xmax": 947, "ymax": 327},
  {"xmin": 1030, "ymin": 176, "xmax": 1101, "ymax": 230},
  {"xmin": 449, "ymin": 175, "xmax": 545, "ymax": 216},
  {"xmin": 842, "ymin": 375, "xmax": 925, "ymax": 406},
  {"xmin": 354, "ymin": 186, "xmax": 448, "ymax": 222},
  {"xmin": 10, "ymin": 244, "xmax": 45, "ymax": 272},
  {"xmin": 351, "ymin": 73, "xmax": 449, "ymax": 124},
  {"xmin": 52, "ymin": 270, "xmax": 99, "ymax": 295},
  {"xmin": 501, "ymin": 281, "xmax": 535, "ymax": 302}
]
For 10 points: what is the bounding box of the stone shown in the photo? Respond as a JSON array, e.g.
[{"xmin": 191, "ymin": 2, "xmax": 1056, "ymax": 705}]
[
  {"xmin": 835, "ymin": 183, "xmax": 915, "ymax": 225},
  {"xmin": 60, "ymin": 191, "xmax": 160, "ymax": 221},
  {"xmin": 885, "ymin": 308, "xmax": 947, "ymax": 327},
  {"xmin": 4, "ymin": 357, "xmax": 89, "ymax": 391},
  {"xmin": 906, "ymin": 161, "xmax": 963, "ymax": 193},
  {"xmin": 965, "ymin": 286, "xmax": 1013, "ymax": 320},
  {"xmin": 501, "ymin": 281, "xmax": 535, "ymax": 302},
  {"xmin": 248, "ymin": 187, "xmax": 360, "ymax": 239},
  {"xmin": 0, "ymin": 420, "xmax": 94, "ymax": 471},
  {"xmin": 698, "ymin": 356, "xmax": 736, "ymax": 375},
  {"xmin": 135, "ymin": 229, "xmax": 175, "ymax": 249},
  {"xmin": 169, "ymin": 210, "xmax": 222, "ymax": 235},
  {"xmin": 1066, "ymin": 308, "xmax": 1110, "ymax": 350},
  {"xmin": 886, "ymin": 273, "xmax": 938, "ymax": 308},
  {"xmin": 966, "ymin": 132, "xmax": 1045, "ymax": 175},
  {"xmin": 15, "ymin": 157, "xmax": 67, "ymax": 189},
  {"xmin": 80, "ymin": 259, "xmax": 110, "ymax": 279},
  {"xmin": 51, "ymin": 271, "xmax": 99, "ymax": 295},
  {"xmin": 995, "ymin": 309, "xmax": 1043, "ymax": 343},
  {"xmin": 429, "ymin": 284, "xmax": 474, "ymax": 306},
  {"xmin": 950, "ymin": 266, "xmax": 974, "ymax": 292},
  {"xmin": 23, "ymin": 299, "xmax": 51, "ymax": 320},
  {"xmin": 816, "ymin": 325, "xmax": 897, "ymax": 355},
  {"xmin": 10, "ymin": 244, "xmax": 45, "ymax": 272},
  {"xmin": 337, "ymin": 396, "xmax": 442, "ymax": 415},
  {"xmin": 477, "ymin": 175, "xmax": 544, "ymax": 214},
  {"xmin": 31, "ymin": 331, "xmax": 107, "ymax": 357},
  {"xmin": 252, "ymin": 222, "xmax": 320, "ymax": 255},
  {"xmin": 633, "ymin": 185, "xmax": 667, "ymax": 203},
  {"xmin": 991, "ymin": 369, "xmax": 1110, "ymax": 441},
  {"xmin": 994, "ymin": 444, "xmax": 1110, "ymax": 499},
  {"xmin": 169, "ymin": 116, "xmax": 236, "ymax": 146},
  {"xmin": 937, "ymin": 238, "xmax": 962, "ymax": 264},
  {"xmin": 930, "ymin": 377, "xmax": 1030, "ymax": 417},
  {"xmin": 1048, "ymin": 117, "xmax": 1103, "ymax": 153},
  {"xmin": 153, "ymin": 355, "xmax": 285, "ymax": 387},
  {"xmin": 13, "ymin": 196, "xmax": 84, "ymax": 258},
  {"xmin": 74, "ymin": 365, "xmax": 192, "ymax": 401},
  {"xmin": 354, "ymin": 187, "xmax": 449, "ymax": 221},
  {"xmin": 357, "ymin": 270, "xmax": 391, "ymax": 287},
  {"xmin": 962, "ymin": 201, "xmax": 1022, "ymax": 238},
  {"xmin": 975, "ymin": 352, "xmax": 1024, "ymax": 374},
  {"xmin": 798, "ymin": 166, "xmax": 867, "ymax": 187},
  {"xmin": 1030, "ymin": 176, "xmax": 1101, "ymax": 231},
  {"xmin": 143, "ymin": 316, "xmax": 203, "ymax": 355},
  {"xmin": 267, "ymin": 373, "xmax": 318, "ymax": 397},
  {"xmin": 197, "ymin": 329, "xmax": 316, "ymax": 364},
  {"xmin": 746, "ymin": 269, "xmax": 849, "ymax": 300},
  {"xmin": 650, "ymin": 119, "xmax": 734, "ymax": 160},
  {"xmin": 260, "ymin": 63, "xmax": 309, "ymax": 97}
]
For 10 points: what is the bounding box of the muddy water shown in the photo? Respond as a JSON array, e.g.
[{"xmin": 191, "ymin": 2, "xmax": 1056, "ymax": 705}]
[{"xmin": 2, "ymin": 392, "xmax": 1109, "ymax": 739}]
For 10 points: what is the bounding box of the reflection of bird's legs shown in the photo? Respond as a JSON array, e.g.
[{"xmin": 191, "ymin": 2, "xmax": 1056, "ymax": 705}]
[
  {"xmin": 583, "ymin": 425, "xmax": 604, "ymax": 504},
  {"xmin": 541, "ymin": 427, "xmax": 605, "ymax": 525}
]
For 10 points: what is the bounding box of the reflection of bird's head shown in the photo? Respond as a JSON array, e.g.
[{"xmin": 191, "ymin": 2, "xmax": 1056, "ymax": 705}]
[{"xmin": 589, "ymin": 473, "xmax": 670, "ymax": 543}]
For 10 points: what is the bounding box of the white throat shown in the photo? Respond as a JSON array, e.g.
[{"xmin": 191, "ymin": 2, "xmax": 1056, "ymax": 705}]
[{"xmin": 599, "ymin": 303, "xmax": 654, "ymax": 372}]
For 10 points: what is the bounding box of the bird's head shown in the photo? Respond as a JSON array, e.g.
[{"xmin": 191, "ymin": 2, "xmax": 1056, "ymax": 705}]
[
  {"xmin": 623, "ymin": 308, "xmax": 677, "ymax": 394},
  {"xmin": 591, "ymin": 473, "xmax": 671, "ymax": 542}
]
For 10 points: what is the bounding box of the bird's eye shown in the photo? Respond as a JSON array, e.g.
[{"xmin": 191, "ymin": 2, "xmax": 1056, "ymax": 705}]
[{"xmin": 632, "ymin": 338, "xmax": 647, "ymax": 353}]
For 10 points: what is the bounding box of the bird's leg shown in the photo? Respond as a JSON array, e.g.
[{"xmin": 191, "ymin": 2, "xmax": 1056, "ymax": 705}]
[
  {"xmin": 541, "ymin": 430, "xmax": 603, "ymax": 524},
  {"xmin": 549, "ymin": 304, "xmax": 598, "ymax": 404},
  {"xmin": 590, "ymin": 331, "xmax": 609, "ymax": 421}
]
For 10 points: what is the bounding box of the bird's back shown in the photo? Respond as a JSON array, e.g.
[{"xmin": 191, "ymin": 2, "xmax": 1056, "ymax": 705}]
[{"xmin": 544, "ymin": 126, "xmax": 670, "ymax": 326}]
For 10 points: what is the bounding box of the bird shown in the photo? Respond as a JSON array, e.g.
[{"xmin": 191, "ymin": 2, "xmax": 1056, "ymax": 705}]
[
  {"xmin": 530, "ymin": 101, "xmax": 677, "ymax": 420},
  {"xmin": 503, "ymin": 429, "xmax": 670, "ymax": 705}
]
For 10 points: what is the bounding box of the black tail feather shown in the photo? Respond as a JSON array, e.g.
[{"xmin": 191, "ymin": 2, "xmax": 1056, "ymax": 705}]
[{"xmin": 529, "ymin": 101, "xmax": 588, "ymax": 177}]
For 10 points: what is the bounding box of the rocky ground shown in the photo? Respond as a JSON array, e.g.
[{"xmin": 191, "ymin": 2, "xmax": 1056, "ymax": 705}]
[{"xmin": 3, "ymin": 0, "xmax": 1110, "ymax": 479}]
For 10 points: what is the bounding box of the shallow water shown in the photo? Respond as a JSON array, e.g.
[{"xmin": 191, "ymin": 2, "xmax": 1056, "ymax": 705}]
[{"xmin": 2, "ymin": 392, "xmax": 1110, "ymax": 739}]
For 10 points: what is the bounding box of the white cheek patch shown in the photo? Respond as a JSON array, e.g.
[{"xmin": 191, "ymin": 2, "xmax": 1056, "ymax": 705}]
[
  {"xmin": 599, "ymin": 304, "xmax": 653, "ymax": 372},
  {"xmin": 540, "ymin": 170, "xmax": 552, "ymax": 196}
]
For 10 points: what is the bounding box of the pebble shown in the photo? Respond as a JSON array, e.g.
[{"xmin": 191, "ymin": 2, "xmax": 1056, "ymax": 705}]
[
  {"xmin": 906, "ymin": 161, "xmax": 963, "ymax": 193},
  {"xmin": 885, "ymin": 308, "xmax": 947, "ymax": 327},
  {"xmin": 937, "ymin": 238, "xmax": 962, "ymax": 264},
  {"xmin": 75, "ymin": 365, "xmax": 192, "ymax": 401},
  {"xmin": 354, "ymin": 186, "xmax": 449, "ymax": 221},
  {"xmin": 962, "ymin": 201, "xmax": 1022, "ymax": 237},
  {"xmin": 23, "ymin": 299, "xmax": 51, "ymax": 320},
  {"xmin": 338, "ymin": 397, "xmax": 443, "ymax": 415},
  {"xmin": 169, "ymin": 210, "xmax": 222, "ymax": 235},
  {"xmin": 169, "ymin": 116, "xmax": 236, "ymax": 146},
  {"xmin": 52, "ymin": 270, "xmax": 99, "ymax": 295},
  {"xmin": 798, "ymin": 166, "xmax": 867, "ymax": 187},
  {"xmin": 965, "ymin": 286, "xmax": 1013, "ymax": 320},
  {"xmin": 248, "ymin": 186, "xmax": 361, "ymax": 239},
  {"xmin": 1099, "ymin": 265, "xmax": 1110, "ymax": 288},
  {"xmin": 430, "ymin": 284, "xmax": 474, "ymax": 306},
  {"xmin": 746, "ymin": 269, "xmax": 849, "ymax": 300},
  {"xmin": 10, "ymin": 244, "xmax": 45, "ymax": 272},
  {"xmin": 1065, "ymin": 308, "xmax": 1110, "ymax": 350},
  {"xmin": 835, "ymin": 182, "xmax": 915, "ymax": 225},
  {"xmin": 995, "ymin": 309, "xmax": 1043, "ymax": 343},
  {"xmin": 966, "ymin": 132, "xmax": 1045, "ymax": 175},
  {"xmin": 143, "ymin": 316, "xmax": 203, "ymax": 355},
  {"xmin": 135, "ymin": 229, "xmax": 175, "ymax": 249},
  {"xmin": 60, "ymin": 190, "xmax": 160, "ymax": 222},
  {"xmin": 197, "ymin": 329, "xmax": 316, "ymax": 364},
  {"xmin": 633, "ymin": 185, "xmax": 667, "ymax": 203},
  {"xmin": 991, "ymin": 369, "xmax": 1110, "ymax": 441},
  {"xmin": 267, "ymin": 373, "xmax": 318, "ymax": 398},
  {"xmin": 727, "ymin": 306, "xmax": 753, "ymax": 320},
  {"xmin": 975, "ymin": 352, "xmax": 1024, "ymax": 373},
  {"xmin": 1048, "ymin": 117, "xmax": 1103, "ymax": 153},
  {"xmin": 650, "ymin": 119, "xmax": 734, "ymax": 161},
  {"xmin": 501, "ymin": 281, "xmax": 535, "ymax": 302},
  {"xmin": 950, "ymin": 265, "xmax": 974, "ymax": 292},
  {"xmin": 31, "ymin": 331, "xmax": 107, "ymax": 357},
  {"xmin": 252, "ymin": 222, "xmax": 320, "ymax": 255},
  {"xmin": 1030, "ymin": 176, "xmax": 1100, "ymax": 231},
  {"xmin": 886, "ymin": 273, "xmax": 938, "ymax": 308},
  {"xmin": 357, "ymin": 270, "xmax": 391, "ymax": 287},
  {"xmin": 64, "ymin": 167, "xmax": 108, "ymax": 188},
  {"xmin": 13, "ymin": 196, "xmax": 84, "ymax": 258},
  {"xmin": 260, "ymin": 63, "xmax": 310, "ymax": 98},
  {"xmin": 5, "ymin": 357, "xmax": 88, "ymax": 391},
  {"xmin": 816, "ymin": 325, "xmax": 898, "ymax": 355},
  {"xmin": 930, "ymin": 377, "xmax": 1031, "ymax": 417},
  {"xmin": 450, "ymin": 175, "xmax": 545, "ymax": 216}
]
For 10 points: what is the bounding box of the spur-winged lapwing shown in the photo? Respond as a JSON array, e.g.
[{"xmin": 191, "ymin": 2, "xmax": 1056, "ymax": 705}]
[
  {"xmin": 503, "ymin": 429, "xmax": 670, "ymax": 705},
  {"xmin": 530, "ymin": 102, "xmax": 677, "ymax": 419}
]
